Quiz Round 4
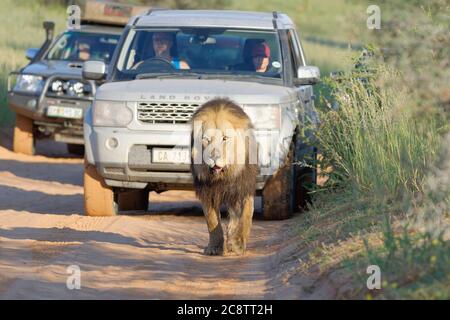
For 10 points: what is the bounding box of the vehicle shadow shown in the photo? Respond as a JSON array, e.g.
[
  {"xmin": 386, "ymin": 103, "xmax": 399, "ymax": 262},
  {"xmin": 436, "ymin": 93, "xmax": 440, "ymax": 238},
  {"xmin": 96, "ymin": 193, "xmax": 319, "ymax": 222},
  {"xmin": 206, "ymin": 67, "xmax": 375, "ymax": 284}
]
[
  {"xmin": 0, "ymin": 159, "xmax": 84, "ymax": 186},
  {"xmin": 0, "ymin": 227, "xmax": 200, "ymax": 254},
  {"xmin": 0, "ymin": 185, "xmax": 83, "ymax": 215},
  {"xmin": 0, "ymin": 182, "xmax": 265, "ymax": 217},
  {"xmin": 0, "ymin": 126, "xmax": 83, "ymax": 159}
]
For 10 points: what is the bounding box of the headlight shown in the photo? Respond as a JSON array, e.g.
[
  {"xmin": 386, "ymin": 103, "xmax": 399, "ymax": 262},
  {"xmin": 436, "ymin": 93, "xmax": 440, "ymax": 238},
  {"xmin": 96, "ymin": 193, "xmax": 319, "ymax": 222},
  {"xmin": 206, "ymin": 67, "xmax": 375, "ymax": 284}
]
[
  {"xmin": 51, "ymin": 80, "xmax": 63, "ymax": 93},
  {"xmin": 93, "ymin": 100, "xmax": 133, "ymax": 127},
  {"xmin": 13, "ymin": 74, "xmax": 44, "ymax": 94},
  {"xmin": 72, "ymin": 82, "xmax": 84, "ymax": 95},
  {"xmin": 50, "ymin": 79, "xmax": 91, "ymax": 97},
  {"xmin": 243, "ymin": 104, "xmax": 280, "ymax": 129}
]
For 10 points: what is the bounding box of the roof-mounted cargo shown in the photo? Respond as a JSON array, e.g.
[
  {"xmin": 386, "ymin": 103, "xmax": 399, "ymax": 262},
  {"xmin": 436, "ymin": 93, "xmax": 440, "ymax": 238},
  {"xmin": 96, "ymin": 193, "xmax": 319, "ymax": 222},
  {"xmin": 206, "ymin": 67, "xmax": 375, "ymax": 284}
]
[{"xmin": 76, "ymin": 0, "xmax": 151, "ymax": 26}]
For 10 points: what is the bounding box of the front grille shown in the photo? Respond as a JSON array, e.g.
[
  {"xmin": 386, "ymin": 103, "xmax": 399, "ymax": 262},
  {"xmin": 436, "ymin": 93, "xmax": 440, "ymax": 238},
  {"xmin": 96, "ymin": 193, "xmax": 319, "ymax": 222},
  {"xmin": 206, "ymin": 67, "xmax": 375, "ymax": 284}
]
[{"xmin": 137, "ymin": 102, "xmax": 200, "ymax": 124}]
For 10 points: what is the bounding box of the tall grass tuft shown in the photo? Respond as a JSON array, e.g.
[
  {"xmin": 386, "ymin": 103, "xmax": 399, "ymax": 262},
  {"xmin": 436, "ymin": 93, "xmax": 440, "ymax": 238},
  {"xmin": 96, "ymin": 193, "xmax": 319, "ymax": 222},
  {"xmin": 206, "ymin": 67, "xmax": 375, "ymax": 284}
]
[
  {"xmin": 0, "ymin": 0, "xmax": 66, "ymax": 126},
  {"xmin": 316, "ymin": 62, "xmax": 441, "ymax": 201}
]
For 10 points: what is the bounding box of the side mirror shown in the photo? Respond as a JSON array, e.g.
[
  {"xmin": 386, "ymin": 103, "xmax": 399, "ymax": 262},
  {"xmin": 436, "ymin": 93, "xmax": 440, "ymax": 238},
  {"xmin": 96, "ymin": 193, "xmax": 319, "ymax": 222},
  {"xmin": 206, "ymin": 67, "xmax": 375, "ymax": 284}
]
[
  {"xmin": 82, "ymin": 61, "xmax": 106, "ymax": 80},
  {"xmin": 295, "ymin": 66, "xmax": 320, "ymax": 85},
  {"xmin": 25, "ymin": 48, "xmax": 39, "ymax": 61}
]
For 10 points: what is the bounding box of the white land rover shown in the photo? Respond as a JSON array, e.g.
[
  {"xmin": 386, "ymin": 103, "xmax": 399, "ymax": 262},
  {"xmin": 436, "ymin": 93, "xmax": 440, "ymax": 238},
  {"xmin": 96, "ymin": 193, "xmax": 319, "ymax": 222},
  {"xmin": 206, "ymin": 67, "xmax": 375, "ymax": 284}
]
[{"xmin": 82, "ymin": 9, "xmax": 320, "ymax": 220}]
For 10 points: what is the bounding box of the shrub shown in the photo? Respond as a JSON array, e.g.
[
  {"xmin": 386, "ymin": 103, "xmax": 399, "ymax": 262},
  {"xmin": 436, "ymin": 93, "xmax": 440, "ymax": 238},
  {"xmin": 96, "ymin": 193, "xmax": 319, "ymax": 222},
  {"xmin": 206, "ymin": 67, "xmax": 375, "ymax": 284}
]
[{"xmin": 316, "ymin": 60, "xmax": 441, "ymax": 201}]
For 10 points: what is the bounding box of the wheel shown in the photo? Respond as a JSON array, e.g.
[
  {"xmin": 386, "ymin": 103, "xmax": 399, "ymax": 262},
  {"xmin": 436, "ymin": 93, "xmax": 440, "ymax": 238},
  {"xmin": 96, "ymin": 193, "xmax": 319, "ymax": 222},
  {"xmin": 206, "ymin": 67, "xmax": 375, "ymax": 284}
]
[
  {"xmin": 13, "ymin": 114, "xmax": 35, "ymax": 155},
  {"xmin": 261, "ymin": 144, "xmax": 294, "ymax": 220},
  {"xmin": 83, "ymin": 160, "xmax": 117, "ymax": 216},
  {"xmin": 67, "ymin": 143, "xmax": 85, "ymax": 156},
  {"xmin": 261, "ymin": 142, "xmax": 316, "ymax": 220},
  {"xmin": 295, "ymin": 160, "xmax": 317, "ymax": 209},
  {"xmin": 117, "ymin": 189, "xmax": 149, "ymax": 212}
]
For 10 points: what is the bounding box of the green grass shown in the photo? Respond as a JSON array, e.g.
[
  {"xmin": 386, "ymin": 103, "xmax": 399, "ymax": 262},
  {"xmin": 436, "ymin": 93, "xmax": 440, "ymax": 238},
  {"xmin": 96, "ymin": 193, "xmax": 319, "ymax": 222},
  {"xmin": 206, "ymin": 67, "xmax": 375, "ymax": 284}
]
[
  {"xmin": 293, "ymin": 1, "xmax": 449, "ymax": 296},
  {"xmin": 0, "ymin": 0, "xmax": 66, "ymax": 126},
  {"xmin": 296, "ymin": 59, "xmax": 448, "ymax": 300},
  {"xmin": 353, "ymin": 227, "xmax": 450, "ymax": 299},
  {"xmin": 317, "ymin": 65, "xmax": 442, "ymax": 199}
]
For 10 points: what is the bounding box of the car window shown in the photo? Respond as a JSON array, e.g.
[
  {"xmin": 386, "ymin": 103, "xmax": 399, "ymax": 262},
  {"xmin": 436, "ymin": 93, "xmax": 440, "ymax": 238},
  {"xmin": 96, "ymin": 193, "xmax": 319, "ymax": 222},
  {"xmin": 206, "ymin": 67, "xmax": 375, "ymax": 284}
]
[
  {"xmin": 46, "ymin": 31, "xmax": 120, "ymax": 63},
  {"xmin": 287, "ymin": 29, "xmax": 301, "ymax": 72},
  {"xmin": 291, "ymin": 29, "xmax": 306, "ymax": 66},
  {"xmin": 114, "ymin": 28, "xmax": 283, "ymax": 81}
]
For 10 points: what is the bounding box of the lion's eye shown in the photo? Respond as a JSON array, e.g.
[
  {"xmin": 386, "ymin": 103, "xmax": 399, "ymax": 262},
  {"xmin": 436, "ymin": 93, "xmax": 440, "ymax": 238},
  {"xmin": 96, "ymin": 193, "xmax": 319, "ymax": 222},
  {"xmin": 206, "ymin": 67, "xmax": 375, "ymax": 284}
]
[
  {"xmin": 223, "ymin": 136, "xmax": 228, "ymax": 141},
  {"xmin": 202, "ymin": 136, "xmax": 211, "ymax": 143}
]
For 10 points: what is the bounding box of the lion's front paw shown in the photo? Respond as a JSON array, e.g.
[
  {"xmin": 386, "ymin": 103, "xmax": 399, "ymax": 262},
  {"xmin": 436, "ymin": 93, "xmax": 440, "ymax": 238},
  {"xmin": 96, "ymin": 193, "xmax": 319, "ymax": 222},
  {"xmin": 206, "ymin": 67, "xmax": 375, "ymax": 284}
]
[
  {"xmin": 203, "ymin": 243, "xmax": 224, "ymax": 256},
  {"xmin": 226, "ymin": 238, "xmax": 246, "ymax": 255}
]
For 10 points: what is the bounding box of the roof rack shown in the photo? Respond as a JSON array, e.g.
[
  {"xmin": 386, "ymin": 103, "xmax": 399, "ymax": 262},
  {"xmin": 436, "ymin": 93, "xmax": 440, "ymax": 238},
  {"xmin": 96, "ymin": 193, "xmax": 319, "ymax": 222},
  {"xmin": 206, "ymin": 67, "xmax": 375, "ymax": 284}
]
[
  {"xmin": 147, "ymin": 7, "xmax": 169, "ymax": 15},
  {"xmin": 272, "ymin": 11, "xmax": 279, "ymax": 30},
  {"xmin": 77, "ymin": 0, "xmax": 151, "ymax": 26}
]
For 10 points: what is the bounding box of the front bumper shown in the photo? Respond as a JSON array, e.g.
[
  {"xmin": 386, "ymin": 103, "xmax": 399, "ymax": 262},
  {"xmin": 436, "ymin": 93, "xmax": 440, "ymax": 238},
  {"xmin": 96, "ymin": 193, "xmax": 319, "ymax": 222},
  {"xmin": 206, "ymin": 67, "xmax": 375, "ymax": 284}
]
[
  {"xmin": 86, "ymin": 125, "xmax": 269, "ymax": 191},
  {"xmin": 7, "ymin": 73, "xmax": 96, "ymax": 144}
]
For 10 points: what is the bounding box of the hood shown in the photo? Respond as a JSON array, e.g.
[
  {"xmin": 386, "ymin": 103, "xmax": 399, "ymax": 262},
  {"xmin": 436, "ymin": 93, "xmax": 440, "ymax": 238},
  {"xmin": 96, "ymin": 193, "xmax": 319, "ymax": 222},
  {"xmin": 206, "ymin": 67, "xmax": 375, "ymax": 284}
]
[
  {"xmin": 22, "ymin": 60, "xmax": 85, "ymax": 78},
  {"xmin": 95, "ymin": 78, "xmax": 297, "ymax": 105}
]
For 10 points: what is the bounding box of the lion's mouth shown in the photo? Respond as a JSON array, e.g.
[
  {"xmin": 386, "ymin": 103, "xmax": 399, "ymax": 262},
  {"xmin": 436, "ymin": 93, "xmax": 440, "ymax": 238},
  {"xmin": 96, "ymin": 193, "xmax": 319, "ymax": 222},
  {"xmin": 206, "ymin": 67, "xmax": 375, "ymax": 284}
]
[{"xmin": 211, "ymin": 165, "xmax": 224, "ymax": 174}]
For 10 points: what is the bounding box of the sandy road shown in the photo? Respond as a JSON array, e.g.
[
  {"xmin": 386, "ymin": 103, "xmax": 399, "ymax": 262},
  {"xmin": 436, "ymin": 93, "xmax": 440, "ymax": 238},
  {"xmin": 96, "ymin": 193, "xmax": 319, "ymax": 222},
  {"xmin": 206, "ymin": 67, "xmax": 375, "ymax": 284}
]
[{"xmin": 0, "ymin": 130, "xmax": 334, "ymax": 299}]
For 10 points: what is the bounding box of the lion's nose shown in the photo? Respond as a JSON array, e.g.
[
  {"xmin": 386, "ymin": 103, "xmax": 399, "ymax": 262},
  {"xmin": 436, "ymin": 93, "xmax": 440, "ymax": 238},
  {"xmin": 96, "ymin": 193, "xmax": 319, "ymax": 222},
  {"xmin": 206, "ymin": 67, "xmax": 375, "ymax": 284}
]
[{"xmin": 211, "ymin": 148, "xmax": 221, "ymax": 159}]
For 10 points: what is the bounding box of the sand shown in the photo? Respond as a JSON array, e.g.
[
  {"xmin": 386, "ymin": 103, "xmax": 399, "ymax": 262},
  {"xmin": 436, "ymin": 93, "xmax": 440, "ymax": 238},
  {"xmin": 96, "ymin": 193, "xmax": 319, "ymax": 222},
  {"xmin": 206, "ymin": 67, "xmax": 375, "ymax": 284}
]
[{"xmin": 0, "ymin": 130, "xmax": 335, "ymax": 299}]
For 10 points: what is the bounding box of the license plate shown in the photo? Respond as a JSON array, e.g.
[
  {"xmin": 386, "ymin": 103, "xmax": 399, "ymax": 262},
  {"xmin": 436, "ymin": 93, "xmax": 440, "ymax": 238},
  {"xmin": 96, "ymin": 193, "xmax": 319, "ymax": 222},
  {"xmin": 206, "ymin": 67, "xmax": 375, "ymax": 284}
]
[
  {"xmin": 152, "ymin": 148, "xmax": 190, "ymax": 164},
  {"xmin": 46, "ymin": 106, "xmax": 83, "ymax": 119}
]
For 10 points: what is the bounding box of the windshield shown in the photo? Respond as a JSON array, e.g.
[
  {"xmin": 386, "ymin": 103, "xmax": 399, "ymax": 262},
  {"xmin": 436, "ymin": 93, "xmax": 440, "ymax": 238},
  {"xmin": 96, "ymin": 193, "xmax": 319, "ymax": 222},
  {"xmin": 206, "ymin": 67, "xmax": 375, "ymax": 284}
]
[
  {"xmin": 113, "ymin": 28, "xmax": 283, "ymax": 81},
  {"xmin": 46, "ymin": 31, "xmax": 120, "ymax": 63}
]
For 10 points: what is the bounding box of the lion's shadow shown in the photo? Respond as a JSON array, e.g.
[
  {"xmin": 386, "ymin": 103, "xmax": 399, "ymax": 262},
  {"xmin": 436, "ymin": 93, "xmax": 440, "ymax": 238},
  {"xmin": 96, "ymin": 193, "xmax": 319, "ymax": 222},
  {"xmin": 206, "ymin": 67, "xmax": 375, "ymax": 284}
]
[{"xmin": 137, "ymin": 196, "xmax": 264, "ymax": 220}]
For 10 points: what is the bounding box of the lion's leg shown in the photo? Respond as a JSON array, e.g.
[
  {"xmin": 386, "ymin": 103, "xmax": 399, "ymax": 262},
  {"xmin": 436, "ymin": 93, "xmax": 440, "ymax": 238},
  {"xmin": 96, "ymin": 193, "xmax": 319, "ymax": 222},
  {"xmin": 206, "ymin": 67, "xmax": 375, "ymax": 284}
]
[
  {"xmin": 202, "ymin": 204, "xmax": 224, "ymax": 255},
  {"xmin": 227, "ymin": 196, "xmax": 254, "ymax": 255},
  {"xmin": 241, "ymin": 195, "xmax": 254, "ymax": 248},
  {"xmin": 226, "ymin": 205, "xmax": 241, "ymax": 254}
]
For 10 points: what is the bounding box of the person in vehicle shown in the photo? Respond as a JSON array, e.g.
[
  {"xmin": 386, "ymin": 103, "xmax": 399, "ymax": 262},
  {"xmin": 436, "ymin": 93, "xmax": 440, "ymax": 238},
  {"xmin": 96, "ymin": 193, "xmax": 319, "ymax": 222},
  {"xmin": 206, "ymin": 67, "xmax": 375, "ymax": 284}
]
[
  {"xmin": 152, "ymin": 32, "xmax": 190, "ymax": 69},
  {"xmin": 77, "ymin": 42, "xmax": 91, "ymax": 61},
  {"xmin": 251, "ymin": 41, "xmax": 271, "ymax": 72},
  {"xmin": 233, "ymin": 40, "xmax": 271, "ymax": 73}
]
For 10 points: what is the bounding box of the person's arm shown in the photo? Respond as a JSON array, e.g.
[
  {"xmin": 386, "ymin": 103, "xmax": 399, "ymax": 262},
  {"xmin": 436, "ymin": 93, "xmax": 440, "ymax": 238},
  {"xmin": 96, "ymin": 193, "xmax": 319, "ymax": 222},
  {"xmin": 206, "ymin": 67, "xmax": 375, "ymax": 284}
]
[{"xmin": 179, "ymin": 60, "xmax": 190, "ymax": 70}]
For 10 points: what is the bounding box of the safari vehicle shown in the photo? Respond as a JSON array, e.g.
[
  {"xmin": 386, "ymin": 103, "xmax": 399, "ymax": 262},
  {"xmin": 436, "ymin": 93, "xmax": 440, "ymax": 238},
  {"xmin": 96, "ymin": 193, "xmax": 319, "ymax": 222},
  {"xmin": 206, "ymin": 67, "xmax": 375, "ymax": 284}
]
[
  {"xmin": 7, "ymin": 0, "xmax": 149, "ymax": 155},
  {"xmin": 83, "ymin": 10, "xmax": 320, "ymax": 220}
]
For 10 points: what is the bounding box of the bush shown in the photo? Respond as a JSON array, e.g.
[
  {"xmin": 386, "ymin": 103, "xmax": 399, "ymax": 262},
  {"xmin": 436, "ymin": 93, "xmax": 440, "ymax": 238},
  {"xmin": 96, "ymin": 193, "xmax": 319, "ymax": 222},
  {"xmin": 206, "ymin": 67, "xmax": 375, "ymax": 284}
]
[{"xmin": 316, "ymin": 60, "xmax": 441, "ymax": 201}]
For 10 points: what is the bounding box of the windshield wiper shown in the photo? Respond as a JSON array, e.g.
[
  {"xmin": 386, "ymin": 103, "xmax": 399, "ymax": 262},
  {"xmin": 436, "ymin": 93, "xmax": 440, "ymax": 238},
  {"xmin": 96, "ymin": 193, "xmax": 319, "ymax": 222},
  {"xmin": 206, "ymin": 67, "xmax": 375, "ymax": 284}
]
[
  {"xmin": 208, "ymin": 74, "xmax": 273, "ymax": 80},
  {"xmin": 135, "ymin": 72, "xmax": 281, "ymax": 82},
  {"xmin": 136, "ymin": 72, "xmax": 204, "ymax": 80},
  {"xmin": 198, "ymin": 73, "xmax": 282, "ymax": 83}
]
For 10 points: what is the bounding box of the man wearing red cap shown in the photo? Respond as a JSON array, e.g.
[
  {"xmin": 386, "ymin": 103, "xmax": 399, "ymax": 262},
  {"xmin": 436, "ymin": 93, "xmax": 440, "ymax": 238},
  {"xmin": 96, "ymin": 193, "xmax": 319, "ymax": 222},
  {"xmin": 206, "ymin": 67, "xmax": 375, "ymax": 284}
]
[{"xmin": 251, "ymin": 41, "xmax": 271, "ymax": 73}]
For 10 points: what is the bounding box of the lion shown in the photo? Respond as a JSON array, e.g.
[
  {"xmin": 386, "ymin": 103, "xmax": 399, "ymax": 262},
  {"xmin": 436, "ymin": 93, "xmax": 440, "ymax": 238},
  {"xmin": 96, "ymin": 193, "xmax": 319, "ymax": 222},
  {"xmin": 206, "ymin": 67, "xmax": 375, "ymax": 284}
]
[{"xmin": 191, "ymin": 98, "xmax": 258, "ymax": 256}]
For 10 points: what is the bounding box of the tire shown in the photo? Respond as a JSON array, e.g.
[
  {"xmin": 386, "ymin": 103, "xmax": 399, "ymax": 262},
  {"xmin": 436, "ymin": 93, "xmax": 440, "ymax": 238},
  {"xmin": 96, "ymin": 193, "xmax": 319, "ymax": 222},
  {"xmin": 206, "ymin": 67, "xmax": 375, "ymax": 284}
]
[
  {"xmin": 294, "ymin": 164, "xmax": 316, "ymax": 210},
  {"xmin": 13, "ymin": 114, "xmax": 35, "ymax": 155},
  {"xmin": 83, "ymin": 160, "xmax": 118, "ymax": 216},
  {"xmin": 261, "ymin": 143, "xmax": 316, "ymax": 220},
  {"xmin": 118, "ymin": 189, "xmax": 149, "ymax": 212},
  {"xmin": 261, "ymin": 144, "xmax": 294, "ymax": 220},
  {"xmin": 67, "ymin": 144, "xmax": 85, "ymax": 156}
]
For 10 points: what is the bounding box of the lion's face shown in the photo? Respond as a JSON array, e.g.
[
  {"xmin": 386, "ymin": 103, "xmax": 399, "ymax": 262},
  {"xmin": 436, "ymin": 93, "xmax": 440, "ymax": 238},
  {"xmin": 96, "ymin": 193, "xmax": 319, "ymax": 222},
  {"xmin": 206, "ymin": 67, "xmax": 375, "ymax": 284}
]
[
  {"xmin": 201, "ymin": 118, "xmax": 235, "ymax": 175},
  {"xmin": 191, "ymin": 100, "xmax": 256, "ymax": 182}
]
